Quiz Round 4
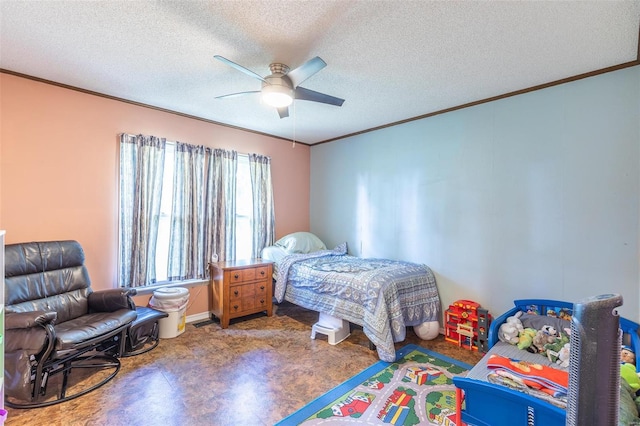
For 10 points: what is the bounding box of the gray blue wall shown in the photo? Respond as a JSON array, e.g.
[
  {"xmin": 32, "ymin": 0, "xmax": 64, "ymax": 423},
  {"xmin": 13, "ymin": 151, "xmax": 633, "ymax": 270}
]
[{"xmin": 310, "ymin": 66, "xmax": 640, "ymax": 322}]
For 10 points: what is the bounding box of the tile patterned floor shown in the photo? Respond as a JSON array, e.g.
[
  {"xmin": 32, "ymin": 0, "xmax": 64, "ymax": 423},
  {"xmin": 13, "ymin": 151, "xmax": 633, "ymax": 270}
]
[{"xmin": 4, "ymin": 302, "xmax": 484, "ymax": 426}]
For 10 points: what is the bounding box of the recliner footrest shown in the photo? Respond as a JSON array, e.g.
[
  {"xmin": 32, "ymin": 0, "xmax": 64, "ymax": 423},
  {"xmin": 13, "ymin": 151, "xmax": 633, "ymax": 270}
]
[{"xmin": 123, "ymin": 306, "xmax": 168, "ymax": 357}]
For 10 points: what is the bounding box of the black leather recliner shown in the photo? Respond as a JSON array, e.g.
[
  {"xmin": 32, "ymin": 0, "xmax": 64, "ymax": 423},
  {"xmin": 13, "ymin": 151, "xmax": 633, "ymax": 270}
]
[{"xmin": 4, "ymin": 240, "xmax": 138, "ymax": 408}]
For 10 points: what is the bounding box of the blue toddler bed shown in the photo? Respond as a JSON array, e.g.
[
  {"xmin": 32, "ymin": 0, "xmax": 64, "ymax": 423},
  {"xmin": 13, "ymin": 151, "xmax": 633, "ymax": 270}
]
[{"xmin": 453, "ymin": 298, "xmax": 640, "ymax": 426}]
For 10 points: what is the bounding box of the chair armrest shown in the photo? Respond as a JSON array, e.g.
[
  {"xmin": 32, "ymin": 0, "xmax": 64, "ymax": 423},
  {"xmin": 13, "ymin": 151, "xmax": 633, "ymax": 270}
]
[
  {"xmin": 6, "ymin": 311, "xmax": 57, "ymax": 330},
  {"xmin": 88, "ymin": 288, "xmax": 136, "ymax": 312},
  {"xmin": 5, "ymin": 311, "xmax": 57, "ymax": 354}
]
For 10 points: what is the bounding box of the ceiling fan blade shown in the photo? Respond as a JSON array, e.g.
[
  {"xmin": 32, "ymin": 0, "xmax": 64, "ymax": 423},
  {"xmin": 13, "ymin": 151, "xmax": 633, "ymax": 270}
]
[
  {"xmin": 277, "ymin": 107, "xmax": 289, "ymax": 119},
  {"xmin": 295, "ymin": 86, "xmax": 345, "ymax": 107},
  {"xmin": 215, "ymin": 91, "xmax": 260, "ymax": 99},
  {"xmin": 287, "ymin": 56, "xmax": 327, "ymax": 87},
  {"xmin": 214, "ymin": 55, "xmax": 266, "ymax": 82}
]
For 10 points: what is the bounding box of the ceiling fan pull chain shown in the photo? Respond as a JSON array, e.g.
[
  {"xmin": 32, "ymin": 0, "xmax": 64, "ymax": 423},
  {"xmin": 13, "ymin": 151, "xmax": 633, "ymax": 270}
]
[{"xmin": 292, "ymin": 100, "xmax": 296, "ymax": 149}]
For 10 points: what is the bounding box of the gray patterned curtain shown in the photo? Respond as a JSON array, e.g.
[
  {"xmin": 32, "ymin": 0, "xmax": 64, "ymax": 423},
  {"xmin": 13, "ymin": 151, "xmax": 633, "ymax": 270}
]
[
  {"xmin": 119, "ymin": 133, "xmax": 166, "ymax": 287},
  {"xmin": 249, "ymin": 153, "xmax": 275, "ymax": 258},
  {"xmin": 168, "ymin": 145, "xmax": 238, "ymax": 279},
  {"xmin": 212, "ymin": 149, "xmax": 238, "ymax": 261},
  {"xmin": 167, "ymin": 142, "xmax": 208, "ymax": 280}
]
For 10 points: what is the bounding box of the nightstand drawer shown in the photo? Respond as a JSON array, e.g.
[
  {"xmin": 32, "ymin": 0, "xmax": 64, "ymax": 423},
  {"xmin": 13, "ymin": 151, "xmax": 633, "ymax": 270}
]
[
  {"xmin": 229, "ymin": 284, "xmax": 267, "ymax": 313},
  {"xmin": 229, "ymin": 266, "xmax": 268, "ymax": 283},
  {"xmin": 230, "ymin": 282, "xmax": 256, "ymax": 300}
]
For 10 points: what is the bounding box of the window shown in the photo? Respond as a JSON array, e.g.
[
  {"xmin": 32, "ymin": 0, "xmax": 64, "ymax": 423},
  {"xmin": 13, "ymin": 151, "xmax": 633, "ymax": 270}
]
[
  {"xmin": 235, "ymin": 155, "xmax": 253, "ymax": 260},
  {"xmin": 154, "ymin": 143, "xmax": 175, "ymax": 283},
  {"xmin": 119, "ymin": 134, "xmax": 273, "ymax": 288},
  {"xmin": 135, "ymin": 146, "xmax": 253, "ymax": 284}
]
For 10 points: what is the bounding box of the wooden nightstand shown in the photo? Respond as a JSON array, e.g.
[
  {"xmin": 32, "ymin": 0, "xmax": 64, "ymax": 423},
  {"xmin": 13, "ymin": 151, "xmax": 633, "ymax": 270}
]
[{"xmin": 210, "ymin": 259, "xmax": 273, "ymax": 328}]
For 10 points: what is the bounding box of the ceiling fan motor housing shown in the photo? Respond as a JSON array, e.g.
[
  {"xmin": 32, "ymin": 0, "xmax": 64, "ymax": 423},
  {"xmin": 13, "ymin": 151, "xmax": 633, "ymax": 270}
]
[{"xmin": 261, "ymin": 65, "xmax": 294, "ymax": 107}]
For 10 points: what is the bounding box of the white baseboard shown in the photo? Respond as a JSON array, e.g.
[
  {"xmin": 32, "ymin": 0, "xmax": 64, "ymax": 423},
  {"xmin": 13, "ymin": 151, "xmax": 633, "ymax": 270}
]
[{"xmin": 187, "ymin": 311, "xmax": 211, "ymax": 324}]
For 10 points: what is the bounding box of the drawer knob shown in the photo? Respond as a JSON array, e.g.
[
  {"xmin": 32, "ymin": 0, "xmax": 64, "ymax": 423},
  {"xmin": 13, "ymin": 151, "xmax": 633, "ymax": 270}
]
[
  {"xmin": 260, "ymin": 285, "xmax": 265, "ymax": 290},
  {"xmin": 260, "ymin": 299, "xmax": 265, "ymax": 304},
  {"xmin": 234, "ymin": 290, "xmax": 239, "ymax": 296},
  {"xmin": 260, "ymin": 270, "xmax": 265, "ymax": 276},
  {"xmin": 234, "ymin": 273, "xmax": 239, "ymax": 279},
  {"xmin": 233, "ymin": 305, "xmax": 239, "ymax": 311}
]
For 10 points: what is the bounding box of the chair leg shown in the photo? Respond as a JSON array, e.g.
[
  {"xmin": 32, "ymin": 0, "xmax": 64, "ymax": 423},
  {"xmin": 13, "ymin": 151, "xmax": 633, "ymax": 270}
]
[
  {"xmin": 32, "ymin": 363, "xmax": 45, "ymax": 400},
  {"xmin": 117, "ymin": 328, "xmax": 127, "ymax": 357},
  {"xmin": 60, "ymin": 360, "xmax": 71, "ymax": 399},
  {"xmin": 32, "ymin": 331, "xmax": 56, "ymax": 400},
  {"xmin": 38, "ymin": 370, "xmax": 50, "ymax": 398}
]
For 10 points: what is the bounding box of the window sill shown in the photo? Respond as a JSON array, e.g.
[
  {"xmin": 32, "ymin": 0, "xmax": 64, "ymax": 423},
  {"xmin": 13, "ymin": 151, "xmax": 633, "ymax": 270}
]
[{"xmin": 126, "ymin": 278, "xmax": 209, "ymax": 296}]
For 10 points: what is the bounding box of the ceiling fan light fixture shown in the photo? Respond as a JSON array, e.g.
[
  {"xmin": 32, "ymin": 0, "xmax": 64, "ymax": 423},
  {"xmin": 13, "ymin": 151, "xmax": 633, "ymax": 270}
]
[{"xmin": 261, "ymin": 84, "xmax": 293, "ymax": 108}]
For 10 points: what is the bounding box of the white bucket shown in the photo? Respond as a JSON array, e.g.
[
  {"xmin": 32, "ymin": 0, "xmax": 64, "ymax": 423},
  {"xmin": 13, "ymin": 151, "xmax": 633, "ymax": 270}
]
[{"xmin": 149, "ymin": 287, "xmax": 189, "ymax": 339}]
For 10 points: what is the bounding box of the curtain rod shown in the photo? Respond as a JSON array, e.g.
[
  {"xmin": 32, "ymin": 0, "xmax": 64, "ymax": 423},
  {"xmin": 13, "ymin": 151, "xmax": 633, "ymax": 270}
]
[{"xmin": 120, "ymin": 132, "xmax": 258, "ymax": 158}]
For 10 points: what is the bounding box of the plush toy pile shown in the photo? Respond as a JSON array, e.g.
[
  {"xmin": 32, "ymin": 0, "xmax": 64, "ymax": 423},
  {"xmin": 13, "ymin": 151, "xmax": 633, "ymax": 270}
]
[
  {"xmin": 496, "ymin": 308, "xmax": 640, "ymax": 424},
  {"xmin": 498, "ymin": 311, "xmax": 572, "ymax": 368}
]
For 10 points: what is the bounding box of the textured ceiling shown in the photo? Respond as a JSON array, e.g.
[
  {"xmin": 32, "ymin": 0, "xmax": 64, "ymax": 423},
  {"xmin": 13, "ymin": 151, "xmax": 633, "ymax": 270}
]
[{"xmin": 1, "ymin": 1, "xmax": 639, "ymax": 145}]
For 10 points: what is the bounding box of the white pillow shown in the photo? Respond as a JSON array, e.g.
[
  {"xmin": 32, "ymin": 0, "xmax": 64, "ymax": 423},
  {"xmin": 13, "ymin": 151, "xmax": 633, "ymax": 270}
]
[
  {"xmin": 274, "ymin": 232, "xmax": 326, "ymax": 254},
  {"xmin": 261, "ymin": 245, "xmax": 288, "ymax": 263}
]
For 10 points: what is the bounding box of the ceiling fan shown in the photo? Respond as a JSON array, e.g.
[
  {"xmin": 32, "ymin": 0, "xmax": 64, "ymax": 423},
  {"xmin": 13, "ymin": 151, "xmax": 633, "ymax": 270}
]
[{"xmin": 214, "ymin": 55, "xmax": 345, "ymax": 118}]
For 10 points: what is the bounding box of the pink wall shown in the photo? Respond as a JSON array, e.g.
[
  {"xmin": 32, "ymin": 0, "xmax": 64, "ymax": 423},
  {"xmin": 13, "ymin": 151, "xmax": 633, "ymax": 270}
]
[{"xmin": 0, "ymin": 73, "xmax": 310, "ymax": 313}]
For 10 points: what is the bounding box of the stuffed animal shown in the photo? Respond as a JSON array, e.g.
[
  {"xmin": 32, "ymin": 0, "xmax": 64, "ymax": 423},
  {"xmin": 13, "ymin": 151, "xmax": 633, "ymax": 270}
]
[
  {"xmin": 620, "ymin": 362, "xmax": 640, "ymax": 392},
  {"xmin": 532, "ymin": 325, "xmax": 558, "ymax": 353},
  {"xmin": 498, "ymin": 311, "xmax": 524, "ymax": 345},
  {"xmin": 621, "ymin": 345, "xmax": 636, "ymax": 365},
  {"xmin": 517, "ymin": 328, "xmax": 537, "ymax": 351},
  {"xmin": 544, "ymin": 328, "xmax": 571, "ymax": 366},
  {"xmin": 556, "ymin": 343, "xmax": 570, "ymax": 368}
]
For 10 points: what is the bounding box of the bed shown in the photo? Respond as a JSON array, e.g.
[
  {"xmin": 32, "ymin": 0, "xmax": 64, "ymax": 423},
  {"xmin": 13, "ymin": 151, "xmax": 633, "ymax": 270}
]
[
  {"xmin": 261, "ymin": 232, "xmax": 441, "ymax": 362},
  {"xmin": 453, "ymin": 298, "xmax": 640, "ymax": 426}
]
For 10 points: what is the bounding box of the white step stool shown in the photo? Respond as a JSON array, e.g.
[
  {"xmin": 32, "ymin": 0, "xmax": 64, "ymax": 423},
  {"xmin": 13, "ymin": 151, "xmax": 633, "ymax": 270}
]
[{"xmin": 310, "ymin": 313, "xmax": 350, "ymax": 345}]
